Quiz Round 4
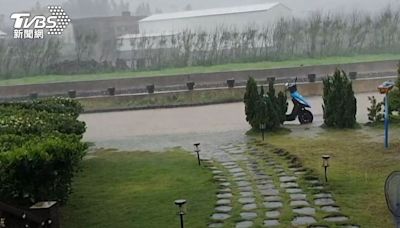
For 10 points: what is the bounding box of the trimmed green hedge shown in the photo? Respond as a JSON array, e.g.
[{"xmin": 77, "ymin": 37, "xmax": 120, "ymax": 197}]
[{"xmin": 0, "ymin": 98, "xmax": 87, "ymax": 206}]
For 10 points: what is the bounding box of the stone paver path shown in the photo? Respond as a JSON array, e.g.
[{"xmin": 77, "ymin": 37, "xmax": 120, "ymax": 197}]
[{"xmin": 206, "ymin": 140, "xmax": 359, "ymax": 227}]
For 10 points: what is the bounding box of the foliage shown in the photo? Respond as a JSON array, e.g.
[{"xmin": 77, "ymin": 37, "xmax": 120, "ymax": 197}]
[
  {"xmin": 0, "ymin": 97, "xmax": 83, "ymax": 117},
  {"xmin": 389, "ymin": 62, "xmax": 400, "ymax": 113},
  {"xmin": 367, "ymin": 96, "xmax": 384, "ymax": 124},
  {"xmin": 0, "ymin": 98, "xmax": 87, "ymax": 205},
  {"xmin": 244, "ymin": 77, "xmax": 260, "ymax": 128},
  {"xmin": 267, "ymin": 81, "xmax": 288, "ymax": 124},
  {"xmin": 255, "ymin": 94, "xmax": 280, "ymax": 130},
  {"xmin": 0, "ymin": 135, "xmax": 87, "ymax": 205},
  {"xmin": 0, "ymin": 38, "xmax": 61, "ymax": 78},
  {"xmin": 244, "ymin": 78, "xmax": 286, "ymax": 130},
  {"xmin": 4, "ymin": 7, "xmax": 400, "ymax": 78},
  {"xmin": 322, "ymin": 69, "xmax": 357, "ymax": 128}
]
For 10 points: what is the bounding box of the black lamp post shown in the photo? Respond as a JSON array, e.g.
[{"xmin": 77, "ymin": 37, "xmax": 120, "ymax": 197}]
[
  {"xmin": 174, "ymin": 199, "xmax": 186, "ymax": 228},
  {"xmin": 194, "ymin": 143, "xmax": 201, "ymax": 166},
  {"xmin": 259, "ymin": 123, "xmax": 266, "ymax": 141},
  {"xmin": 322, "ymin": 155, "xmax": 330, "ymax": 182}
]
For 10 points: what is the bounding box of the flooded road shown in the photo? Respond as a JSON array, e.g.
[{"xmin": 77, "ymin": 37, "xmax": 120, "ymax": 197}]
[{"xmin": 80, "ymin": 92, "xmax": 383, "ymax": 151}]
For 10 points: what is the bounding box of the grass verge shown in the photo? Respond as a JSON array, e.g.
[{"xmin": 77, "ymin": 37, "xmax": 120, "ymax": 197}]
[
  {"xmin": 60, "ymin": 149, "xmax": 216, "ymax": 228},
  {"xmin": 260, "ymin": 127, "xmax": 400, "ymax": 228},
  {"xmin": 1, "ymin": 53, "xmax": 400, "ymax": 86}
]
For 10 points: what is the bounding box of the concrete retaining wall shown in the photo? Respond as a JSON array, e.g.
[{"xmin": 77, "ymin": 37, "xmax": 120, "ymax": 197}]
[{"xmin": 0, "ymin": 60, "xmax": 398, "ymax": 99}]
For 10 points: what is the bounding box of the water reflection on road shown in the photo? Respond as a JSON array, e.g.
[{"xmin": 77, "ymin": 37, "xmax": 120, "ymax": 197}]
[{"xmin": 80, "ymin": 92, "xmax": 382, "ymax": 152}]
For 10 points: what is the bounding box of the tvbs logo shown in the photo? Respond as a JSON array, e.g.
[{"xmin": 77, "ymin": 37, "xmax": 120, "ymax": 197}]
[{"xmin": 11, "ymin": 6, "xmax": 70, "ymax": 39}]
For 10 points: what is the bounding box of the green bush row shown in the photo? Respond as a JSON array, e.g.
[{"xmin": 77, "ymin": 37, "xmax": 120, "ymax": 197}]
[{"xmin": 0, "ymin": 98, "xmax": 87, "ymax": 206}]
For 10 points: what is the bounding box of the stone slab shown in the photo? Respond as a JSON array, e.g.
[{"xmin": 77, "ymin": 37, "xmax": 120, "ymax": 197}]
[
  {"xmin": 215, "ymin": 206, "xmax": 232, "ymax": 213},
  {"xmin": 235, "ymin": 221, "xmax": 253, "ymax": 228},
  {"xmin": 263, "ymin": 219, "xmax": 280, "ymax": 227},
  {"xmin": 265, "ymin": 211, "xmax": 280, "ymax": 218},
  {"xmin": 290, "ymin": 200, "xmax": 310, "ymax": 207},
  {"xmin": 289, "ymin": 194, "xmax": 307, "ymax": 200},
  {"xmin": 314, "ymin": 198, "xmax": 335, "ymax": 206},
  {"xmin": 239, "ymin": 198, "xmax": 255, "ymax": 204},
  {"xmin": 324, "ymin": 216, "xmax": 349, "ymax": 222},
  {"xmin": 320, "ymin": 205, "xmax": 340, "ymax": 213},
  {"xmin": 263, "ymin": 201, "xmax": 283, "ymax": 209},
  {"xmin": 240, "ymin": 212, "xmax": 257, "ymax": 220},
  {"xmin": 211, "ymin": 213, "xmax": 231, "ymax": 221},
  {"xmin": 242, "ymin": 203, "xmax": 257, "ymax": 211},
  {"xmin": 293, "ymin": 207, "xmax": 316, "ymax": 216},
  {"xmin": 286, "ymin": 188, "xmax": 303, "ymax": 194},
  {"xmin": 291, "ymin": 216, "xmax": 317, "ymax": 226}
]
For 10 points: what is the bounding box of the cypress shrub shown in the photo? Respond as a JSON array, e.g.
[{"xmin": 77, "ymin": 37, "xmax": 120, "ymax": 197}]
[
  {"xmin": 267, "ymin": 81, "xmax": 288, "ymax": 124},
  {"xmin": 244, "ymin": 78, "xmax": 285, "ymax": 130},
  {"xmin": 322, "ymin": 69, "xmax": 357, "ymax": 128},
  {"xmin": 244, "ymin": 77, "xmax": 260, "ymax": 128},
  {"xmin": 389, "ymin": 62, "xmax": 400, "ymax": 113},
  {"xmin": 367, "ymin": 96, "xmax": 384, "ymax": 124}
]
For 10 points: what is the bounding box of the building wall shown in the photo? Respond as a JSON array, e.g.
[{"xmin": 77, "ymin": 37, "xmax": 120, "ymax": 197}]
[
  {"xmin": 139, "ymin": 4, "xmax": 292, "ymax": 34},
  {"xmin": 71, "ymin": 14, "xmax": 143, "ymax": 61}
]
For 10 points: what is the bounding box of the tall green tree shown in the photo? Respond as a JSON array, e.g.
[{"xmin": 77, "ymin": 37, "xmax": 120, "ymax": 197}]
[
  {"xmin": 244, "ymin": 77, "xmax": 260, "ymax": 128},
  {"xmin": 322, "ymin": 69, "xmax": 357, "ymax": 128}
]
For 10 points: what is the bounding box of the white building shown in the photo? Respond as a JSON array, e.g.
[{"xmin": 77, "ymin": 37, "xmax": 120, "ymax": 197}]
[
  {"xmin": 118, "ymin": 2, "xmax": 292, "ymax": 51},
  {"xmin": 116, "ymin": 2, "xmax": 292, "ymax": 69},
  {"xmin": 139, "ymin": 2, "xmax": 292, "ymax": 34}
]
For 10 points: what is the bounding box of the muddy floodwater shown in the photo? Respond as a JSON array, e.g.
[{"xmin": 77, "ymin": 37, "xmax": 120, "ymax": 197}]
[{"xmin": 80, "ymin": 92, "xmax": 383, "ymax": 151}]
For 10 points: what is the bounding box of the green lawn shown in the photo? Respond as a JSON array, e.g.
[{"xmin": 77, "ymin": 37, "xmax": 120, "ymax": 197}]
[
  {"xmin": 261, "ymin": 127, "xmax": 400, "ymax": 228},
  {"xmin": 2, "ymin": 53, "xmax": 400, "ymax": 86},
  {"xmin": 60, "ymin": 149, "xmax": 217, "ymax": 228}
]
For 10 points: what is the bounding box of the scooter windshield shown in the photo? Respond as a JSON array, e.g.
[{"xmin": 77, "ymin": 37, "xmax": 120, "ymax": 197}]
[{"xmin": 291, "ymin": 91, "xmax": 311, "ymax": 108}]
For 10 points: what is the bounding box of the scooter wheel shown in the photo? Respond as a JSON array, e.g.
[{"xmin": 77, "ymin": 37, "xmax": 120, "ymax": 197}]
[{"xmin": 299, "ymin": 110, "xmax": 313, "ymax": 124}]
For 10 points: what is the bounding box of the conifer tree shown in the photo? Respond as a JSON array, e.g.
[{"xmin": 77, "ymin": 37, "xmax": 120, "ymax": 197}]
[
  {"xmin": 244, "ymin": 77, "xmax": 260, "ymax": 128},
  {"xmin": 244, "ymin": 77, "xmax": 287, "ymax": 130},
  {"xmin": 277, "ymin": 91, "xmax": 288, "ymax": 124},
  {"xmin": 322, "ymin": 69, "xmax": 357, "ymax": 128},
  {"xmin": 389, "ymin": 61, "xmax": 400, "ymax": 113}
]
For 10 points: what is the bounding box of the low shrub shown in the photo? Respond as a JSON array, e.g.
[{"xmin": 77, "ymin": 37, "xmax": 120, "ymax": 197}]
[
  {"xmin": 367, "ymin": 96, "xmax": 384, "ymax": 124},
  {"xmin": 0, "ymin": 97, "xmax": 87, "ymax": 205},
  {"xmin": 0, "ymin": 135, "xmax": 87, "ymax": 205}
]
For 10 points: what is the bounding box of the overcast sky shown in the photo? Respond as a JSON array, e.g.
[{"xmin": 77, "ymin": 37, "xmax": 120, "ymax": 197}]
[{"xmin": 1, "ymin": 0, "xmax": 399, "ymax": 18}]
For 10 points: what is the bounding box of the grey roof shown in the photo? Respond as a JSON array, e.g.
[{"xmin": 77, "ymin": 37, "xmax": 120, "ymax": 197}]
[
  {"xmin": 140, "ymin": 2, "xmax": 287, "ymax": 22},
  {"xmin": 118, "ymin": 31, "xmax": 177, "ymax": 39}
]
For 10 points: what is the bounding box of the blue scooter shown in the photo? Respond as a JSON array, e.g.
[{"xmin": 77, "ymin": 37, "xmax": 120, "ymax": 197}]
[{"xmin": 285, "ymin": 78, "xmax": 313, "ymax": 124}]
